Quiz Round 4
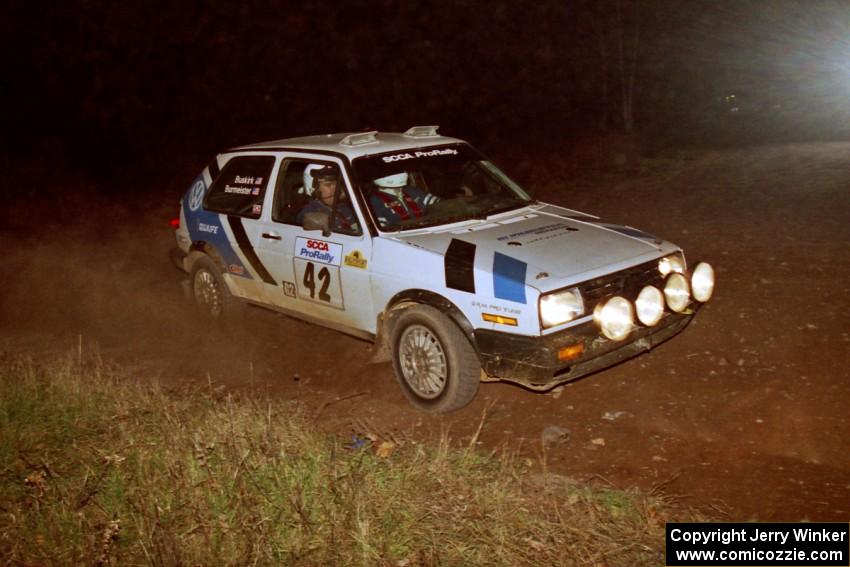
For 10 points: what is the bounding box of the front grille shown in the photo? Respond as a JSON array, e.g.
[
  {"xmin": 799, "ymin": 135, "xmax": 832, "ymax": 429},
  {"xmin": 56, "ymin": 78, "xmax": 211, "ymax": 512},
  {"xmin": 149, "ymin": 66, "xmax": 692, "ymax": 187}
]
[{"xmin": 580, "ymin": 259, "xmax": 664, "ymax": 311}]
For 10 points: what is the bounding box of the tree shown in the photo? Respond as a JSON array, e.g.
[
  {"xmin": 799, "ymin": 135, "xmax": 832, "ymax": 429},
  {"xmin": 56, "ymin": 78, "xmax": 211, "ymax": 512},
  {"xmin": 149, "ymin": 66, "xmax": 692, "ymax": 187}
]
[
  {"xmin": 583, "ymin": 0, "xmax": 641, "ymax": 132},
  {"xmin": 615, "ymin": 0, "xmax": 641, "ymax": 132}
]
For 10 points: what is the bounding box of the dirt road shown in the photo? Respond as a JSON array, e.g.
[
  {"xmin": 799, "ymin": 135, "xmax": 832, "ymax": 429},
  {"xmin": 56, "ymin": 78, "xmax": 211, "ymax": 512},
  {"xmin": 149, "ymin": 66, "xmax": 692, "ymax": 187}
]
[{"xmin": 3, "ymin": 142, "xmax": 848, "ymax": 521}]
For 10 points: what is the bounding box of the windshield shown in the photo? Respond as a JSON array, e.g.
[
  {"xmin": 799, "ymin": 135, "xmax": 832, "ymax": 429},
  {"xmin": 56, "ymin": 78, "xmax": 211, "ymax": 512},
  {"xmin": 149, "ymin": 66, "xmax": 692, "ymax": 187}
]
[{"xmin": 353, "ymin": 144, "xmax": 533, "ymax": 231}]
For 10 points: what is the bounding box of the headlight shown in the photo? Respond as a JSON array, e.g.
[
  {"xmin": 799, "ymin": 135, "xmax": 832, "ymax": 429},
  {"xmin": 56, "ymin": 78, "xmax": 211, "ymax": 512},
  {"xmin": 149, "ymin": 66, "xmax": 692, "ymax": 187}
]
[
  {"xmin": 691, "ymin": 262, "xmax": 715, "ymax": 302},
  {"xmin": 539, "ymin": 287, "xmax": 584, "ymax": 329},
  {"xmin": 658, "ymin": 253, "xmax": 686, "ymax": 276},
  {"xmin": 635, "ymin": 285, "xmax": 664, "ymax": 326},
  {"xmin": 664, "ymin": 273, "xmax": 691, "ymax": 313},
  {"xmin": 593, "ymin": 296, "xmax": 634, "ymax": 341}
]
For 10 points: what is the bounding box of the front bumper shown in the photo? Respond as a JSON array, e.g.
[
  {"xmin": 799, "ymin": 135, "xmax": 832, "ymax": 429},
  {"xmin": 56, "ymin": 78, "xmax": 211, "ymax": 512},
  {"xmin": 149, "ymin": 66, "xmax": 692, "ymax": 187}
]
[{"xmin": 474, "ymin": 307, "xmax": 698, "ymax": 390}]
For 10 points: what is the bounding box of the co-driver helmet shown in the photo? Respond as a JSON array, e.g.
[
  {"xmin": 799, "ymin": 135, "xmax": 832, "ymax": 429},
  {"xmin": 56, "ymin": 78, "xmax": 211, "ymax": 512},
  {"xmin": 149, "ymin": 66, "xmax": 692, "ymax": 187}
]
[{"xmin": 373, "ymin": 172, "xmax": 408, "ymax": 195}]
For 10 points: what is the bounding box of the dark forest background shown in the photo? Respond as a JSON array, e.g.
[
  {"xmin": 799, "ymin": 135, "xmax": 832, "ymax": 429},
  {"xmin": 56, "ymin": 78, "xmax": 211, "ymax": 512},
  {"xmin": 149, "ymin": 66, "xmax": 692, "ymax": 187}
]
[{"xmin": 4, "ymin": 0, "xmax": 850, "ymax": 184}]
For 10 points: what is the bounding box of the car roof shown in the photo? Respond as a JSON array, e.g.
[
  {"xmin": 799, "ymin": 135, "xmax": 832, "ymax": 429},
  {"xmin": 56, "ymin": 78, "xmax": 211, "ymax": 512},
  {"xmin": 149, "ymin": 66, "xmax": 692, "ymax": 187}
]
[{"xmin": 229, "ymin": 130, "xmax": 466, "ymax": 160}]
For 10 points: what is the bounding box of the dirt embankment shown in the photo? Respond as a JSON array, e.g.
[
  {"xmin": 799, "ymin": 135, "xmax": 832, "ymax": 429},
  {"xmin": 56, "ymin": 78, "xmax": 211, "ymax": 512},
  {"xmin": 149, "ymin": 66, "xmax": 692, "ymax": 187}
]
[{"xmin": 2, "ymin": 142, "xmax": 848, "ymax": 521}]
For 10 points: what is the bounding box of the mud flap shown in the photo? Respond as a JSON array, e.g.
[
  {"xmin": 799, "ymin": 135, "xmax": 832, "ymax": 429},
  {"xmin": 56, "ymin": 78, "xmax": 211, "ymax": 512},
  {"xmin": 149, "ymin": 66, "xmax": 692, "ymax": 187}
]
[
  {"xmin": 170, "ymin": 247, "xmax": 188, "ymax": 272},
  {"xmin": 179, "ymin": 279, "xmax": 191, "ymax": 300},
  {"xmin": 367, "ymin": 344, "xmax": 392, "ymax": 364}
]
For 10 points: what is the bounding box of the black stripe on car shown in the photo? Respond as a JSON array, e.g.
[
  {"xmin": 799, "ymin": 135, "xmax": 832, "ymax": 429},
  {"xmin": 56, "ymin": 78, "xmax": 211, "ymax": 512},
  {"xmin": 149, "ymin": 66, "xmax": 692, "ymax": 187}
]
[
  {"xmin": 445, "ymin": 238, "xmax": 476, "ymax": 293},
  {"xmin": 208, "ymin": 157, "xmax": 220, "ymax": 180},
  {"xmin": 226, "ymin": 216, "xmax": 276, "ymax": 285}
]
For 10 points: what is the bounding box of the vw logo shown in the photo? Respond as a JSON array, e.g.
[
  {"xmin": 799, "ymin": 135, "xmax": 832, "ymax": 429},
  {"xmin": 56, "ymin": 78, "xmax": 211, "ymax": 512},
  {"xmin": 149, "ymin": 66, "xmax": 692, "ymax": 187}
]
[{"xmin": 188, "ymin": 180, "xmax": 205, "ymax": 211}]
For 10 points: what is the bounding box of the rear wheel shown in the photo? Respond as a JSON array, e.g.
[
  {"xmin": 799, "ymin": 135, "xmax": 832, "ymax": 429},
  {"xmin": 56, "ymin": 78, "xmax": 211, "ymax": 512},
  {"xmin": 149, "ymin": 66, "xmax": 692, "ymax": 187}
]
[
  {"xmin": 190, "ymin": 256, "xmax": 236, "ymax": 319},
  {"xmin": 390, "ymin": 305, "xmax": 480, "ymax": 413}
]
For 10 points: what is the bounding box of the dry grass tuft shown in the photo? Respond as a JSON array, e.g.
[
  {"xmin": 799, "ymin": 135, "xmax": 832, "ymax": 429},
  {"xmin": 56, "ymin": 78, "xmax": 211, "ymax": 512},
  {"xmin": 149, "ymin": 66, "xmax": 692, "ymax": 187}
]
[{"xmin": 0, "ymin": 350, "xmax": 691, "ymax": 565}]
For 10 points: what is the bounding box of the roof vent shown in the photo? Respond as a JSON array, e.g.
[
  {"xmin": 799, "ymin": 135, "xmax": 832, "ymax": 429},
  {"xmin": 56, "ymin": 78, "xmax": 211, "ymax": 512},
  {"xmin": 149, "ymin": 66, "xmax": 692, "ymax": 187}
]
[
  {"xmin": 403, "ymin": 125, "xmax": 440, "ymax": 138},
  {"xmin": 340, "ymin": 131, "xmax": 378, "ymax": 146}
]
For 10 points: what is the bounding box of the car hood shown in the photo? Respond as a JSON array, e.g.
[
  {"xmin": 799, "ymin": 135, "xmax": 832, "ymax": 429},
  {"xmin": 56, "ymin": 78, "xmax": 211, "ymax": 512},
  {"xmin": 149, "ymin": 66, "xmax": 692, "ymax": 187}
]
[{"xmin": 389, "ymin": 205, "xmax": 670, "ymax": 289}]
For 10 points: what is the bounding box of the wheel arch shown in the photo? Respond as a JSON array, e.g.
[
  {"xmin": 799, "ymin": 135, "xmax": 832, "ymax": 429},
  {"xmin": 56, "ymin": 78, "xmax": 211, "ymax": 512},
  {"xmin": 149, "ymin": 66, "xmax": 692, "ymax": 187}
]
[
  {"xmin": 188, "ymin": 241, "xmax": 227, "ymax": 272},
  {"xmin": 377, "ymin": 289, "xmax": 478, "ymax": 356}
]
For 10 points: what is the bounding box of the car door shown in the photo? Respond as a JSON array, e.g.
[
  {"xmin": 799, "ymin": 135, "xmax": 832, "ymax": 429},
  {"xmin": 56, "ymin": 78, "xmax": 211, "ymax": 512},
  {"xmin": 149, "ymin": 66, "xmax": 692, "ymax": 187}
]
[
  {"xmin": 252, "ymin": 153, "xmax": 376, "ymax": 334},
  {"xmin": 200, "ymin": 152, "xmax": 279, "ymax": 303}
]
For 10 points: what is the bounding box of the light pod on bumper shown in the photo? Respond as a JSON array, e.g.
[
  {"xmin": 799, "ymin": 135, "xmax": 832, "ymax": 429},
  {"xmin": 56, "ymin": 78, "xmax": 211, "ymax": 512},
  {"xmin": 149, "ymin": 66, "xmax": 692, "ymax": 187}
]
[
  {"xmin": 594, "ymin": 296, "xmax": 634, "ymax": 341},
  {"xmin": 658, "ymin": 253, "xmax": 685, "ymax": 276},
  {"xmin": 635, "ymin": 285, "xmax": 664, "ymax": 326},
  {"xmin": 691, "ymin": 262, "xmax": 715, "ymax": 302},
  {"xmin": 664, "ymin": 273, "xmax": 691, "ymax": 313}
]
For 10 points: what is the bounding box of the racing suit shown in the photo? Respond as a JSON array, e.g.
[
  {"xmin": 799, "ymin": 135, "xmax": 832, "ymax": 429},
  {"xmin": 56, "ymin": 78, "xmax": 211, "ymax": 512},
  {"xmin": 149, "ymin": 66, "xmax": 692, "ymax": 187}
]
[
  {"xmin": 297, "ymin": 199, "xmax": 359, "ymax": 233},
  {"xmin": 369, "ymin": 187, "xmax": 439, "ymax": 227}
]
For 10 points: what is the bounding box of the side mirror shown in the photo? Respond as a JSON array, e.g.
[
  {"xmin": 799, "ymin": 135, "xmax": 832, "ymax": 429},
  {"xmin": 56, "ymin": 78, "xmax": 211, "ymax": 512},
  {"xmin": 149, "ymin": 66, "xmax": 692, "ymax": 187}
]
[{"xmin": 302, "ymin": 211, "xmax": 331, "ymax": 237}]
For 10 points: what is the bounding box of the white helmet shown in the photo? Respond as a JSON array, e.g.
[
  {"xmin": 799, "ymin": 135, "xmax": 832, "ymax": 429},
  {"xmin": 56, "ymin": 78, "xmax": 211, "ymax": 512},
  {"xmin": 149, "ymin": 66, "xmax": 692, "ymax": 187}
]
[
  {"xmin": 303, "ymin": 164, "xmax": 340, "ymax": 196},
  {"xmin": 374, "ymin": 172, "xmax": 408, "ymax": 189}
]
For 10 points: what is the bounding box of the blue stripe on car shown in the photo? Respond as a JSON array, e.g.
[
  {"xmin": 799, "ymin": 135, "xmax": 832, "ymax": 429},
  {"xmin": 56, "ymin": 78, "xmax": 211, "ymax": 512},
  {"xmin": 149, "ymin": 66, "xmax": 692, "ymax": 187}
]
[
  {"xmin": 182, "ymin": 176, "xmax": 252, "ymax": 279},
  {"xmin": 492, "ymin": 252, "xmax": 527, "ymax": 304}
]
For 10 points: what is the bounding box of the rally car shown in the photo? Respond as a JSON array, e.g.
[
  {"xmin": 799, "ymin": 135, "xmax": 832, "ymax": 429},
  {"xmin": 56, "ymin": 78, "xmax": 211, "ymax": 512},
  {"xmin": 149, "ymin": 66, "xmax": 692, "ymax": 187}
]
[{"xmin": 170, "ymin": 126, "xmax": 715, "ymax": 413}]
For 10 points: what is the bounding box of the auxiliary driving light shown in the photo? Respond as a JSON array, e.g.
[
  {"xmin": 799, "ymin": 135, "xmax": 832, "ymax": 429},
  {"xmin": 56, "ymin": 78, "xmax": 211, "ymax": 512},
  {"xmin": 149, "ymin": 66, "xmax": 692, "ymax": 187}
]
[
  {"xmin": 658, "ymin": 253, "xmax": 685, "ymax": 276},
  {"xmin": 635, "ymin": 285, "xmax": 664, "ymax": 326},
  {"xmin": 664, "ymin": 273, "xmax": 691, "ymax": 313},
  {"xmin": 594, "ymin": 296, "xmax": 634, "ymax": 341},
  {"xmin": 691, "ymin": 262, "xmax": 715, "ymax": 302}
]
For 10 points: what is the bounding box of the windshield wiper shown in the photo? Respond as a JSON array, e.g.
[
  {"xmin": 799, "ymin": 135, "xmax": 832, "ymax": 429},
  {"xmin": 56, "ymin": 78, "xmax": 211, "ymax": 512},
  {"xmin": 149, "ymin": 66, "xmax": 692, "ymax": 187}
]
[
  {"xmin": 385, "ymin": 201, "xmax": 530, "ymax": 232},
  {"xmin": 471, "ymin": 201, "xmax": 529, "ymax": 220}
]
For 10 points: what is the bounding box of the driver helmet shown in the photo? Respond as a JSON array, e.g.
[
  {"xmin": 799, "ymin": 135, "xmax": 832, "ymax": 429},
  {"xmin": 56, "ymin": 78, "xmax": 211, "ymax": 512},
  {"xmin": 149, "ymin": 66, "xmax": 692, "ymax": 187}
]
[
  {"xmin": 303, "ymin": 164, "xmax": 340, "ymax": 196},
  {"xmin": 374, "ymin": 172, "xmax": 408, "ymax": 194}
]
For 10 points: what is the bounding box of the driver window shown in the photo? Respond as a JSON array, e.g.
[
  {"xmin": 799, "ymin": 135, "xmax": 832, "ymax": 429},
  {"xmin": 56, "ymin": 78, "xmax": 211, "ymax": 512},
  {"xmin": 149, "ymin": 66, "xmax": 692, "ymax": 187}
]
[
  {"xmin": 272, "ymin": 160, "xmax": 311, "ymax": 225},
  {"xmin": 272, "ymin": 159, "xmax": 361, "ymax": 236}
]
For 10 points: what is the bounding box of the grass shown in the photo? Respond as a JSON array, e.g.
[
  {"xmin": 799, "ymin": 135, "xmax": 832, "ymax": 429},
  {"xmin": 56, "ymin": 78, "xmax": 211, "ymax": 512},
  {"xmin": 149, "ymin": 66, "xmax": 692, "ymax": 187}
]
[{"xmin": 0, "ymin": 350, "xmax": 681, "ymax": 566}]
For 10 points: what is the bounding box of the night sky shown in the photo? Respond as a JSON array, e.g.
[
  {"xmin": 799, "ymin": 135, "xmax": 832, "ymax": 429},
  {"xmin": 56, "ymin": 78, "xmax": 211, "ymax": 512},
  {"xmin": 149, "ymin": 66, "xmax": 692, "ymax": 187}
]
[{"xmin": 5, "ymin": 0, "xmax": 850, "ymax": 182}]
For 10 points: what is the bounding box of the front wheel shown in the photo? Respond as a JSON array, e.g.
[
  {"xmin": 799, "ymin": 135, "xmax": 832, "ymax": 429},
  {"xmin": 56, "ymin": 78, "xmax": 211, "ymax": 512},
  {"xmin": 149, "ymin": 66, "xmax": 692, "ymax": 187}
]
[{"xmin": 390, "ymin": 305, "xmax": 480, "ymax": 413}]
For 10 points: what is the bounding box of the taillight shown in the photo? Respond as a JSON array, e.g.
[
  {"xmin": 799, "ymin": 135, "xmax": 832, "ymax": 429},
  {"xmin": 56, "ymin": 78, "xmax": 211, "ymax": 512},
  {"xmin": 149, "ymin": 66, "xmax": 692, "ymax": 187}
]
[{"xmin": 170, "ymin": 217, "xmax": 180, "ymax": 229}]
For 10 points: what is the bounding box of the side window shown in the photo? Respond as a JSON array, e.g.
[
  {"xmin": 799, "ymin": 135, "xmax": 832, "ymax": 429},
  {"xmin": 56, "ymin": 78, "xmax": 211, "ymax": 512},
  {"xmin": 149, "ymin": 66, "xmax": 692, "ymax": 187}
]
[
  {"xmin": 204, "ymin": 155, "xmax": 275, "ymax": 219},
  {"xmin": 272, "ymin": 160, "xmax": 311, "ymax": 225},
  {"xmin": 272, "ymin": 159, "xmax": 362, "ymax": 236}
]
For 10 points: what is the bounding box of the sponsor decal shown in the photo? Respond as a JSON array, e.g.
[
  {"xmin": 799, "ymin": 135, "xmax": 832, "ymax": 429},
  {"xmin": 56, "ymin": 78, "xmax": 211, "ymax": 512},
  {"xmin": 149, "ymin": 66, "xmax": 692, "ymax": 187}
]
[
  {"xmin": 492, "ymin": 252, "xmax": 527, "ymax": 304},
  {"xmin": 224, "ymin": 184, "xmax": 253, "ymax": 195},
  {"xmin": 251, "ymin": 203, "xmax": 262, "ymax": 215},
  {"xmin": 445, "ymin": 238, "xmax": 476, "ymax": 293},
  {"xmin": 198, "ymin": 222, "xmax": 219, "ymax": 234},
  {"xmin": 188, "ymin": 180, "xmax": 205, "ymax": 211},
  {"xmin": 382, "ymin": 148, "xmax": 458, "ymax": 163},
  {"xmin": 228, "ymin": 264, "xmax": 244, "ymax": 275},
  {"xmin": 295, "ymin": 237, "xmax": 342, "ymax": 266},
  {"xmin": 472, "ymin": 300, "xmax": 522, "ymax": 316},
  {"xmin": 344, "ymin": 250, "xmax": 368, "ymax": 269},
  {"xmin": 496, "ymin": 222, "xmax": 577, "ymax": 244},
  {"xmin": 283, "ymin": 281, "xmax": 296, "ymax": 297}
]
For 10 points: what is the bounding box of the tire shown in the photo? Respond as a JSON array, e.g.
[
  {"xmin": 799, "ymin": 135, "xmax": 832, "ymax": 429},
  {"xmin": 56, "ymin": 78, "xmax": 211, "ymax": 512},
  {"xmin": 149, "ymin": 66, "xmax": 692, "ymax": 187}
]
[
  {"xmin": 190, "ymin": 256, "xmax": 237, "ymax": 319},
  {"xmin": 390, "ymin": 304, "xmax": 480, "ymax": 413}
]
